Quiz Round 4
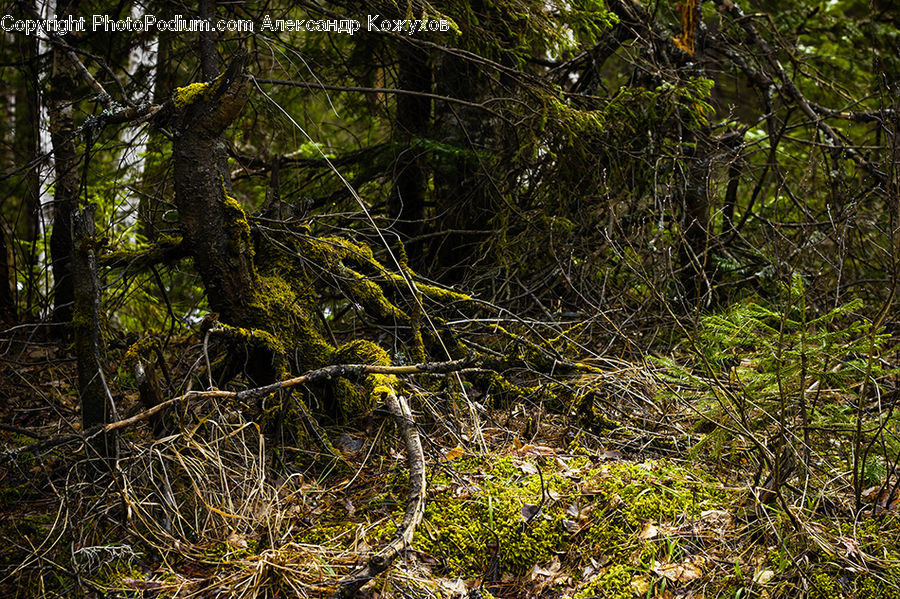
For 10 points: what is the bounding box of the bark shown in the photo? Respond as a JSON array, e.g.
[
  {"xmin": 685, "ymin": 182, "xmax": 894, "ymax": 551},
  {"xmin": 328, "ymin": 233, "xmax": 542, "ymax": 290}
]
[
  {"xmin": 135, "ymin": 358, "xmax": 166, "ymax": 437},
  {"xmin": 0, "ymin": 228, "xmax": 12, "ymax": 323},
  {"xmin": 11, "ymin": 24, "xmax": 41, "ymax": 317},
  {"xmin": 389, "ymin": 44, "xmax": 431, "ymax": 251},
  {"xmin": 48, "ymin": 33, "xmax": 80, "ymax": 327},
  {"xmin": 139, "ymin": 29, "xmax": 174, "ymax": 241},
  {"xmin": 71, "ymin": 204, "xmax": 114, "ymax": 460},
  {"xmin": 679, "ymin": 133, "xmax": 713, "ymax": 305},
  {"xmin": 331, "ymin": 389, "xmax": 426, "ymax": 599},
  {"xmin": 431, "ymin": 50, "xmax": 493, "ymax": 279},
  {"xmin": 198, "ymin": 0, "xmax": 220, "ymax": 80},
  {"xmin": 171, "ymin": 52, "xmax": 255, "ymax": 325}
]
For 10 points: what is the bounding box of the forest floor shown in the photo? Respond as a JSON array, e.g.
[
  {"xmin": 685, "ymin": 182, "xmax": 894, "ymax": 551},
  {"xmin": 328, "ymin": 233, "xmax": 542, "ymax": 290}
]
[{"xmin": 2, "ymin": 330, "xmax": 900, "ymax": 599}]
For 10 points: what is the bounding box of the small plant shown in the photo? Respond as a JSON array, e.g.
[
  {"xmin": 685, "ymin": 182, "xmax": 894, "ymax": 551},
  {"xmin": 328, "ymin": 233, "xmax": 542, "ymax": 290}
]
[{"xmin": 657, "ymin": 278, "xmax": 898, "ymax": 511}]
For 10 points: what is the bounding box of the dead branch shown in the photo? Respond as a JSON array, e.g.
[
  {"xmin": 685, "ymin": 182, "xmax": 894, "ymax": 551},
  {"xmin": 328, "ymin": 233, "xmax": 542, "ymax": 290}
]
[
  {"xmin": 711, "ymin": 0, "xmax": 888, "ymax": 184},
  {"xmin": 330, "ymin": 387, "xmax": 426, "ymax": 599},
  {"xmin": 1, "ymin": 355, "xmax": 473, "ymax": 461}
]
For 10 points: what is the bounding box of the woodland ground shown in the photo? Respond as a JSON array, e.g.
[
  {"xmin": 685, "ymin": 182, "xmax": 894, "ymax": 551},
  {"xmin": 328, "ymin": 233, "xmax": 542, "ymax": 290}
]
[{"xmin": 2, "ymin": 322, "xmax": 900, "ymax": 599}]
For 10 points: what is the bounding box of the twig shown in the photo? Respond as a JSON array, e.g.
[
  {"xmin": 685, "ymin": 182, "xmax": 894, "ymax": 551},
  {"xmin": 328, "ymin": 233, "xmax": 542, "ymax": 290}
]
[
  {"xmin": 330, "ymin": 387, "xmax": 426, "ymax": 598},
  {"xmin": 2, "ymin": 356, "xmax": 474, "ymax": 462}
]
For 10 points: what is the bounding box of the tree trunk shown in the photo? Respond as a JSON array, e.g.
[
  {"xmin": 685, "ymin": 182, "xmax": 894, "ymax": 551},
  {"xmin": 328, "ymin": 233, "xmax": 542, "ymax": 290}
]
[
  {"xmin": 48, "ymin": 32, "xmax": 80, "ymax": 327},
  {"xmin": 431, "ymin": 51, "xmax": 493, "ymax": 280},
  {"xmin": 389, "ymin": 44, "xmax": 431, "ymax": 254},
  {"xmin": 679, "ymin": 134, "xmax": 712, "ymax": 305},
  {"xmin": 0, "ymin": 227, "xmax": 12, "ymax": 323},
  {"xmin": 171, "ymin": 54, "xmax": 256, "ymax": 326},
  {"xmin": 11, "ymin": 25, "xmax": 41, "ymax": 318},
  {"xmin": 138, "ymin": 30, "xmax": 174, "ymax": 241},
  {"xmin": 71, "ymin": 204, "xmax": 114, "ymax": 460}
]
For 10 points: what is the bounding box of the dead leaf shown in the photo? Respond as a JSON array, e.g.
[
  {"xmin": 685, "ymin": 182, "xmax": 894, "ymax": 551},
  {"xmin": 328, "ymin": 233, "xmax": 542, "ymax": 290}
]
[
  {"xmin": 336, "ymin": 434, "xmax": 364, "ymax": 454},
  {"xmin": 566, "ymin": 503, "xmax": 594, "ymax": 520},
  {"xmin": 700, "ymin": 509, "xmax": 732, "ymax": 528},
  {"xmin": 562, "ymin": 519, "xmax": 580, "ymax": 534},
  {"xmin": 121, "ymin": 578, "xmax": 164, "ymax": 591},
  {"xmin": 839, "ymin": 536, "xmax": 863, "ymax": 561},
  {"xmin": 528, "ymin": 556, "xmax": 561, "ymax": 580},
  {"xmin": 436, "ymin": 578, "xmax": 467, "ymax": 596},
  {"xmin": 631, "ymin": 575, "xmax": 651, "ymax": 595},
  {"xmin": 652, "ymin": 559, "xmax": 702, "ymax": 583},
  {"xmin": 444, "ymin": 445, "xmax": 466, "ymax": 461},
  {"xmin": 640, "ymin": 523, "xmax": 659, "ymax": 540},
  {"xmin": 520, "ymin": 461, "xmax": 539, "ymax": 475},
  {"xmin": 753, "ymin": 569, "xmax": 775, "ymax": 585},
  {"xmin": 518, "ymin": 444, "xmax": 556, "ymax": 456},
  {"xmin": 414, "ymin": 550, "xmax": 440, "ymax": 565},
  {"xmin": 521, "ymin": 504, "xmax": 542, "ymax": 521}
]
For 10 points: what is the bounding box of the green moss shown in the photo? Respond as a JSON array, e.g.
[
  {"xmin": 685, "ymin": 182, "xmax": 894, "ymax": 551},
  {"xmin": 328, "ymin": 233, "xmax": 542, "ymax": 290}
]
[
  {"xmin": 220, "ymin": 192, "xmax": 254, "ymax": 261},
  {"xmin": 416, "ymin": 455, "xmax": 570, "ymax": 576},
  {"xmin": 124, "ymin": 337, "xmax": 158, "ymax": 365},
  {"xmin": 92, "ymin": 559, "xmax": 145, "ymax": 589},
  {"xmin": 409, "ymin": 281, "xmax": 473, "ymax": 304},
  {"xmin": 217, "ymin": 323, "xmax": 286, "ymax": 356},
  {"xmin": 330, "ymin": 377, "xmax": 370, "ymax": 417},
  {"xmin": 808, "ymin": 569, "xmax": 841, "ymax": 599},
  {"xmin": 338, "ymin": 263, "xmax": 409, "ymax": 322},
  {"xmin": 248, "ymin": 274, "xmax": 334, "ymax": 371},
  {"xmin": 856, "ymin": 573, "xmax": 900, "ymax": 599},
  {"xmin": 172, "ymin": 82, "xmax": 210, "ymax": 107},
  {"xmin": 334, "ymin": 339, "xmax": 391, "ymax": 366},
  {"xmin": 332, "ymin": 340, "xmax": 396, "ymax": 416},
  {"xmin": 223, "ymin": 194, "xmax": 250, "ymax": 235},
  {"xmin": 575, "ymin": 564, "xmax": 632, "ymax": 599}
]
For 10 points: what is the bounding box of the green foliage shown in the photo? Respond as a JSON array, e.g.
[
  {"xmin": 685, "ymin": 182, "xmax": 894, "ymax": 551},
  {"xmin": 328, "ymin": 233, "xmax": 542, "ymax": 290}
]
[{"xmin": 697, "ymin": 294, "xmax": 885, "ymax": 395}]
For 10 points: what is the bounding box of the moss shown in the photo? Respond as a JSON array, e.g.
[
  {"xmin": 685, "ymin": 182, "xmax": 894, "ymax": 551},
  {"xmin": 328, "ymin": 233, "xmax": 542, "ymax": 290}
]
[
  {"xmin": 573, "ymin": 383, "xmax": 625, "ymax": 433},
  {"xmin": 92, "ymin": 559, "xmax": 145, "ymax": 589},
  {"xmin": 172, "ymin": 81, "xmax": 210, "ymax": 107},
  {"xmin": 248, "ymin": 274, "xmax": 334, "ymax": 371},
  {"xmin": 808, "ymin": 569, "xmax": 841, "ymax": 599},
  {"xmin": 332, "ymin": 339, "xmax": 397, "ymax": 416},
  {"xmin": 856, "ymin": 573, "xmax": 900, "ymax": 599},
  {"xmin": 578, "ymin": 461, "xmax": 725, "ymax": 567},
  {"xmin": 408, "ymin": 281, "xmax": 473, "ymax": 304},
  {"xmin": 330, "ymin": 378, "xmax": 370, "ymax": 417},
  {"xmin": 416, "ymin": 455, "xmax": 571, "ymax": 576},
  {"xmin": 338, "ymin": 263, "xmax": 409, "ymax": 321},
  {"xmin": 220, "ymin": 191, "xmax": 255, "ymax": 262},
  {"xmin": 217, "ymin": 323, "xmax": 287, "ymax": 356},
  {"xmin": 575, "ymin": 565, "xmax": 632, "ymax": 599},
  {"xmin": 124, "ymin": 337, "xmax": 158, "ymax": 365},
  {"xmin": 334, "ymin": 339, "xmax": 391, "ymax": 366}
]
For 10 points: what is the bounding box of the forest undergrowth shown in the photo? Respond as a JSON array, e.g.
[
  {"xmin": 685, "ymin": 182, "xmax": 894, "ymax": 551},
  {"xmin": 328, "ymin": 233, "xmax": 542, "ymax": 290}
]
[{"xmin": 3, "ymin": 281, "xmax": 900, "ymax": 599}]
